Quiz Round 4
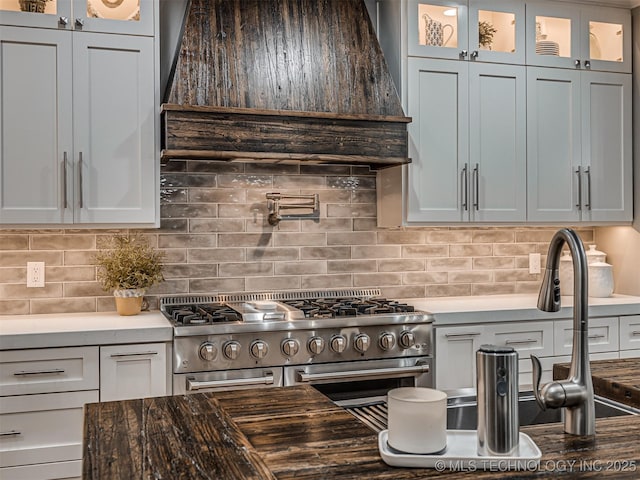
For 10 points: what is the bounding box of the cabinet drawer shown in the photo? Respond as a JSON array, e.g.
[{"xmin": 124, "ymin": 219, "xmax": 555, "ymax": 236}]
[
  {"xmin": 0, "ymin": 347, "xmax": 98, "ymax": 396},
  {"xmin": 489, "ymin": 321, "xmax": 554, "ymax": 358},
  {"xmin": 1, "ymin": 460, "xmax": 81, "ymax": 480},
  {"xmin": 554, "ymin": 317, "xmax": 619, "ymax": 355},
  {"xmin": 620, "ymin": 315, "xmax": 640, "ymax": 351},
  {"xmin": 0, "ymin": 390, "xmax": 98, "ymax": 468}
]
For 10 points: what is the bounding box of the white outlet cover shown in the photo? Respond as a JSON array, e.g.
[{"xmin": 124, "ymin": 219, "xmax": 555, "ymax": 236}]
[{"xmin": 27, "ymin": 262, "xmax": 45, "ymax": 288}]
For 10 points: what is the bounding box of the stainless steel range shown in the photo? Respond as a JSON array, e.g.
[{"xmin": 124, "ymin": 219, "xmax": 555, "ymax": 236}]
[{"xmin": 161, "ymin": 289, "xmax": 434, "ymax": 400}]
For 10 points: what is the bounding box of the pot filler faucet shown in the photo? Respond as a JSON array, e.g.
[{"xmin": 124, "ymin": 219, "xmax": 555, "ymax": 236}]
[{"xmin": 531, "ymin": 228, "xmax": 596, "ymax": 436}]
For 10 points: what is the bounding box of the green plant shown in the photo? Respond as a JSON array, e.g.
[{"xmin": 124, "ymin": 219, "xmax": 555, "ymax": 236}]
[
  {"xmin": 95, "ymin": 234, "xmax": 165, "ymax": 292},
  {"xmin": 478, "ymin": 20, "xmax": 497, "ymax": 48}
]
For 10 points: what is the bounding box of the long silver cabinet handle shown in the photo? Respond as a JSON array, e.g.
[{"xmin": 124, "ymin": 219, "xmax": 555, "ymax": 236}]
[
  {"xmin": 445, "ymin": 332, "xmax": 481, "ymax": 338},
  {"xmin": 461, "ymin": 163, "xmax": 468, "ymax": 211},
  {"xmin": 588, "ymin": 333, "xmax": 606, "ymax": 340},
  {"xmin": 0, "ymin": 430, "xmax": 21, "ymax": 436},
  {"xmin": 473, "ymin": 163, "xmax": 479, "ymax": 210},
  {"xmin": 187, "ymin": 374, "xmax": 274, "ymax": 391},
  {"xmin": 110, "ymin": 352, "xmax": 158, "ymax": 358},
  {"xmin": 585, "ymin": 166, "xmax": 592, "ymax": 210},
  {"xmin": 296, "ymin": 365, "xmax": 429, "ymax": 383},
  {"xmin": 575, "ymin": 166, "xmax": 582, "ymax": 209},
  {"xmin": 13, "ymin": 369, "xmax": 65, "ymax": 376},
  {"xmin": 63, "ymin": 152, "xmax": 68, "ymax": 209},
  {"xmin": 505, "ymin": 339, "xmax": 537, "ymax": 345},
  {"xmin": 78, "ymin": 152, "xmax": 84, "ymax": 209},
  {"xmin": 631, "ymin": 331, "xmax": 640, "ymax": 336}
]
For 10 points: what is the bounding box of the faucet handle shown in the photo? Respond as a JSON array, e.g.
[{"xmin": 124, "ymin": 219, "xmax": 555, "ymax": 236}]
[{"xmin": 531, "ymin": 355, "xmax": 546, "ymax": 411}]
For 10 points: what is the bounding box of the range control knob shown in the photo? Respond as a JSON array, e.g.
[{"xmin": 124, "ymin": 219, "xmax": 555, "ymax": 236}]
[
  {"xmin": 399, "ymin": 330, "xmax": 416, "ymax": 349},
  {"xmin": 354, "ymin": 333, "xmax": 371, "ymax": 353},
  {"xmin": 198, "ymin": 342, "xmax": 217, "ymax": 361},
  {"xmin": 330, "ymin": 335, "xmax": 347, "ymax": 353},
  {"xmin": 222, "ymin": 341, "xmax": 241, "ymax": 360},
  {"xmin": 308, "ymin": 336, "xmax": 325, "ymax": 355},
  {"xmin": 250, "ymin": 340, "xmax": 269, "ymax": 359},
  {"xmin": 379, "ymin": 332, "xmax": 396, "ymax": 351},
  {"xmin": 281, "ymin": 339, "xmax": 300, "ymax": 357}
]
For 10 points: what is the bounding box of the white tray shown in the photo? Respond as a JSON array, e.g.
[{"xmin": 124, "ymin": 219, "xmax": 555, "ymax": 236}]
[{"xmin": 378, "ymin": 430, "xmax": 541, "ymax": 470}]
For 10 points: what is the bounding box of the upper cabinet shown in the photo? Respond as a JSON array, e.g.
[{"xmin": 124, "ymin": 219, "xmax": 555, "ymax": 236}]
[
  {"xmin": 0, "ymin": 0, "xmax": 159, "ymax": 227},
  {"xmin": 0, "ymin": 0, "xmax": 153, "ymax": 35},
  {"xmin": 525, "ymin": 1, "xmax": 631, "ymax": 73},
  {"xmin": 407, "ymin": 0, "xmax": 526, "ymax": 64}
]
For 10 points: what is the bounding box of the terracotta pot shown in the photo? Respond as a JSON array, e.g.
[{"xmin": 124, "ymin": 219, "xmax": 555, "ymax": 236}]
[{"xmin": 113, "ymin": 288, "xmax": 145, "ymax": 316}]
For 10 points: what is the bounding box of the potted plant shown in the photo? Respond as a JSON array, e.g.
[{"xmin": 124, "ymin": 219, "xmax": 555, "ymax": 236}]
[
  {"xmin": 94, "ymin": 234, "xmax": 165, "ymax": 316},
  {"xmin": 478, "ymin": 20, "xmax": 497, "ymax": 50},
  {"xmin": 19, "ymin": 0, "xmax": 52, "ymax": 13}
]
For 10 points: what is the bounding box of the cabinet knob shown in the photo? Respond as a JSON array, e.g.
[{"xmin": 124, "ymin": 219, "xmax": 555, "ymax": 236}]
[
  {"xmin": 58, "ymin": 16, "xmax": 69, "ymax": 26},
  {"xmin": 460, "ymin": 50, "xmax": 468, "ymax": 58},
  {"xmin": 470, "ymin": 50, "xmax": 479, "ymax": 59},
  {"xmin": 574, "ymin": 59, "xmax": 581, "ymax": 68},
  {"xmin": 75, "ymin": 18, "xmax": 85, "ymax": 28},
  {"xmin": 584, "ymin": 60, "xmax": 591, "ymax": 69}
]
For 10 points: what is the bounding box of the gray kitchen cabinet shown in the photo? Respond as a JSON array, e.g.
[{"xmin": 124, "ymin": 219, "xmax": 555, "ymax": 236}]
[
  {"xmin": 525, "ymin": 0, "xmax": 631, "ymax": 73},
  {"xmin": 404, "ymin": 58, "xmax": 526, "ymax": 223},
  {"xmin": 99, "ymin": 342, "xmax": 170, "ymax": 402},
  {"xmin": 527, "ymin": 67, "xmax": 632, "ymax": 223},
  {"xmin": 0, "ymin": 346, "xmax": 99, "ymax": 480},
  {"xmin": 0, "ymin": 1, "xmax": 158, "ymax": 227},
  {"xmin": 435, "ymin": 324, "xmax": 487, "ymax": 391}
]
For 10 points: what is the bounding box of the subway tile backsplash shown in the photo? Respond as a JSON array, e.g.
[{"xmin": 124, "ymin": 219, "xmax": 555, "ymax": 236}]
[{"xmin": 0, "ymin": 162, "xmax": 594, "ymax": 315}]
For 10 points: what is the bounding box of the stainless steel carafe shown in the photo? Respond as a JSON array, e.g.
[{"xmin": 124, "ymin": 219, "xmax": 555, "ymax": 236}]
[{"xmin": 476, "ymin": 345, "xmax": 519, "ymax": 456}]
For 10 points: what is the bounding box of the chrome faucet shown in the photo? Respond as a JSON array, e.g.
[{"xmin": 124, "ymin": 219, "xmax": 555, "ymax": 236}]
[{"xmin": 531, "ymin": 228, "xmax": 595, "ymax": 436}]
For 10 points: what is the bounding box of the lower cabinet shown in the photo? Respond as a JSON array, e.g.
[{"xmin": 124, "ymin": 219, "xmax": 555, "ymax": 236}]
[
  {"xmin": 435, "ymin": 316, "xmax": 628, "ymax": 392},
  {"xmin": 100, "ymin": 343, "xmax": 170, "ymax": 402}
]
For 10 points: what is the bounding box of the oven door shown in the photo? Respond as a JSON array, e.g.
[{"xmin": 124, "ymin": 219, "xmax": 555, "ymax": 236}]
[
  {"xmin": 284, "ymin": 356, "xmax": 432, "ymax": 402},
  {"xmin": 173, "ymin": 367, "xmax": 283, "ymax": 394}
]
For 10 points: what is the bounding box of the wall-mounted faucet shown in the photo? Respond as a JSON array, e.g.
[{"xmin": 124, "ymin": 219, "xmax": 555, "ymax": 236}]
[
  {"xmin": 531, "ymin": 228, "xmax": 595, "ymax": 436},
  {"xmin": 266, "ymin": 193, "xmax": 319, "ymax": 226}
]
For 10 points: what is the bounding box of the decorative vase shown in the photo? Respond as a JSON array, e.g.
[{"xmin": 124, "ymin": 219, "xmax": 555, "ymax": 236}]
[
  {"xmin": 113, "ymin": 288, "xmax": 145, "ymax": 316},
  {"xmin": 19, "ymin": 0, "xmax": 47, "ymax": 13}
]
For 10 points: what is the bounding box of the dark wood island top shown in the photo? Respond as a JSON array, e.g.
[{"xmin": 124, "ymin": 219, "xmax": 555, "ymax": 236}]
[{"xmin": 83, "ymin": 383, "xmax": 640, "ymax": 480}]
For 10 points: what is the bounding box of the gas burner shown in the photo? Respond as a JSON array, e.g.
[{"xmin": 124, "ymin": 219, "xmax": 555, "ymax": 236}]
[
  {"xmin": 164, "ymin": 304, "xmax": 242, "ymax": 325},
  {"xmin": 280, "ymin": 297, "xmax": 415, "ymax": 318}
]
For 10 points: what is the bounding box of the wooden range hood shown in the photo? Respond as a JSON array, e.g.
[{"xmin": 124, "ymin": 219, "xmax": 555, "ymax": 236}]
[{"xmin": 161, "ymin": 0, "xmax": 410, "ymax": 170}]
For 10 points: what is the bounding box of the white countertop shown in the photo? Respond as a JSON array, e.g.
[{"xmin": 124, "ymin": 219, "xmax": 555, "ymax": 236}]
[
  {"xmin": 0, "ymin": 311, "xmax": 173, "ymax": 350},
  {"xmin": 400, "ymin": 294, "xmax": 640, "ymax": 326}
]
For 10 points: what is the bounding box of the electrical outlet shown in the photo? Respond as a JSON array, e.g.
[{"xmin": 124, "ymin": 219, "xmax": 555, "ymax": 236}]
[
  {"xmin": 529, "ymin": 253, "xmax": 541, "ymax": 274},
  {"xmin": 27, "ymin": 262, "xmax": 45, "ymax": 288}
]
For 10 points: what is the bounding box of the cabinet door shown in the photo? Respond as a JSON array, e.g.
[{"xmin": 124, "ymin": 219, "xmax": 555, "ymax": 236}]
[
  {"xmin": 72, "ymin": 32, "xmax": 156, "ymax": 224},
  {"xmin": 619, "ymin": 315, "xmax": 640, "ymax": 351},
  {"xmin": 525, "ymin": 2, "xmax": 581, "ymax": 69},
  {"xmin": 0, "ymin": 26, "xmax": 74, "ymax": 224},
  {"xmin": 554, "ymin": 317, "xmax": 619, "ymax": 356},
  {"xmin": 0, "ymin": 390, "xmax": 98, "ymax": 469},
  {"xmin": 526, "ymin": 67, "xmax": 582, "ymax": 223},
  {"xmin": 406, "ymin": 57, "xmax": 468, "ymax": 222},
  {"xmin": 72, "ymin": 0, "xmax": 154, "ymax": 36},
  {"xmin": 580, "ymin": 72, "xmax": 632, "ymax": 223},
  {"xmin": 0, "ymin": 0, "xmax": 72, "ymax": 29},
  {"xmin": 468, "ymin": 63, "xmax": 526, "ymax": 222},
  {"xmin": 579, "ymin": 6, "xmax": 631, "ymax": 73},
  {"xmin": 468, "ymin": 0, "xmax": 525, "ymax": 65},
  {"xmin": 435, "ymin": 326, "xmax": 486, "ymax": 390},
  {"xmin": 407, "ymin": 0, "xmax": 468, "ymax": 60},
  {"xmin": 100, "ymin": 343, "xmax": 168, "ymax": 402}
]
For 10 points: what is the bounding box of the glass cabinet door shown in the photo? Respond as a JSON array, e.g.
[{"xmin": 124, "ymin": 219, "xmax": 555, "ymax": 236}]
[
  {"xmin": 408, "ymin": 0, "xmax": 468, "ymax": 60},
  {"xmin": 525, "ymin": 3, "xmax": 580, "ymax": 69},
  {"xmin": 468, "ymin": 0, "xmax": 525, "ymax": 65},
  {"xmin": 580, "ymin": 6, "xmax": 631, "ymax": 73},
  {"xmin": 0, "ymin": 0, "xmax": 72, "ymax": 29},
  {"xmin": 71, "ymin": 0, "xmax": 153, "ymax": 35}
]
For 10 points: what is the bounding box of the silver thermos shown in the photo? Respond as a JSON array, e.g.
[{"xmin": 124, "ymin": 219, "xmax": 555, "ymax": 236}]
[{"xmin": 476, "ymin": 345, "xmax": 519, "ymax": 456}]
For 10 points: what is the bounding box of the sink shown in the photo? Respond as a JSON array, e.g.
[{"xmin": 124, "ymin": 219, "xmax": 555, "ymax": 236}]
[{"xmin": 447, "ymin": 392, "xmax": 640, "ymax": 430}]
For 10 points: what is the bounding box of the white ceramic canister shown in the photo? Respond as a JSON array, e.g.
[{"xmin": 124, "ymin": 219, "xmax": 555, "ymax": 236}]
[
  {"xmin": 589, "ymin": 261, "xmax": 614, "ymax": 298},
  {"xmin": 559, "ymin": 250, "xmax": 574, "ymax": 296},
  {"xmin": 387, "ymin": 387, "xmax": 447, "ymax": 454},
  {"xmin": 586, "ymin": 245, "xmax": 606, "ymax": 264}
]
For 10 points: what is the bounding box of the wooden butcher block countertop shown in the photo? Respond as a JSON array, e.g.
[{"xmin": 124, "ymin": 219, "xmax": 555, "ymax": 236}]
[
  {"xmin": 83, "ymin": 385, "xmax": 640, "ymax": 480},
  {"xmin": 554, "ymin": 357, "xmax": 640, "ymax": 409}
]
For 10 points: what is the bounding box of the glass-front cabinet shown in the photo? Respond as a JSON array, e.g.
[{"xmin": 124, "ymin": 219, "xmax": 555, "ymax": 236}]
[
  {"xmin": 407, "ymin": 0, "xmax": 526, "ymax": 64},
  {"xmin": 525, "ymin": 1, "xmax": 631, "ymax": 73},
  {"xmin": 0, "ymin": 0, "xmax": 152, "ymax": 35}
]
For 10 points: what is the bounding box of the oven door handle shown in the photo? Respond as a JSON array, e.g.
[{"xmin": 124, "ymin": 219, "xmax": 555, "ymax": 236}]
[
  {"xmin": 296, "ymin": 364, "xmax": 430, "ymax": 383},
  {"xmin": 187, "ymin": 373, "xmax": 274, "ymax": 391}
]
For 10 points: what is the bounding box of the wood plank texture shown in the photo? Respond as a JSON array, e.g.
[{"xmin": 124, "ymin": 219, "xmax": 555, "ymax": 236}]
[
  {"xmin": 84, "ymin": 385, "xmax": 640, "ymax": 479},
  {"xmin": 554, "ymin": 358, "xmax": 640, "ymax": 409},
  {"xmin": 162, "ymin": 0, "xmax": 409, "ymax": 168}
]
